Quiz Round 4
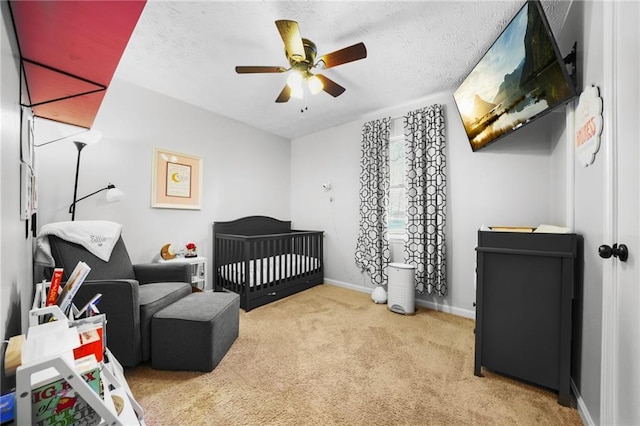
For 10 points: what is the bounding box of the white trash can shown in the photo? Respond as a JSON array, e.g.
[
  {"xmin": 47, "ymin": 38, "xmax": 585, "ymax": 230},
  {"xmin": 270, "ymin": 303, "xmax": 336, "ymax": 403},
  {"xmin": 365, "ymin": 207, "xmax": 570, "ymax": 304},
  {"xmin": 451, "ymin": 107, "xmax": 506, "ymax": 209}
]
[{"xmin": 387, "ymin": 262, "xmax": 415, "ymax": 315}]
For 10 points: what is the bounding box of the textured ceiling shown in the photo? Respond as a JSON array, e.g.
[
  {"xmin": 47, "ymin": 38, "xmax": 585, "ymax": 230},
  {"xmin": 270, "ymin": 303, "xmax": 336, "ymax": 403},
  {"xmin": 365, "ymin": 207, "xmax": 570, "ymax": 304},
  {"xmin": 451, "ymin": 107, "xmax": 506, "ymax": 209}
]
[{"xmin": 114, "ymin": 0, "xmax": 570, "ymax": 140}]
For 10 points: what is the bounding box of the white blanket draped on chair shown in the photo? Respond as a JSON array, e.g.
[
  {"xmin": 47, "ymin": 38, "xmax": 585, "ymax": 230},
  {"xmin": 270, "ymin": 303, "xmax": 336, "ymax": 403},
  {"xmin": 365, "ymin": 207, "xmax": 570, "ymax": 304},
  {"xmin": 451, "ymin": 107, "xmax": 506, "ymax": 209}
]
[{"xmin": 34, "ymin": 221, "xmax": 123, "ymax": 267}]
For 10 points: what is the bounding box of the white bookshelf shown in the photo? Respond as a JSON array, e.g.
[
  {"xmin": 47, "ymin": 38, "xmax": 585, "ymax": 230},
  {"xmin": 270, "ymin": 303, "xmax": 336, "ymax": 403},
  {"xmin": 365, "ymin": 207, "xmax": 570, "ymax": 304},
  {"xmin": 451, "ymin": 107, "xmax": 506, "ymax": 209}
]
[{"xmin": 15, "ymin": 287, "xmax": 144, "ymax": 425}]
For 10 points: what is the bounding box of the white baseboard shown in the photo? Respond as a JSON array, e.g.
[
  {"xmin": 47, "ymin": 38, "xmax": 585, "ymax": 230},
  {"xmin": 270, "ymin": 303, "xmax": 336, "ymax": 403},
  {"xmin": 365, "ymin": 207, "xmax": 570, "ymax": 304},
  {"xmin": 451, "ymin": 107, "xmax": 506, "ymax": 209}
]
[
  {"xmin": 324, "ymin": 278, "xmax": 370, "ymax": 294},
  {"xmin": 324, "ymin": 279, "xmax": 475, "ymax": 319},
  {"xmin": 415, "ymin": 298, "xmax": 475, "ymax": 319},
  {"xmin": 572, "ymin": 379, "xmax": 594, "ymax": 426}
]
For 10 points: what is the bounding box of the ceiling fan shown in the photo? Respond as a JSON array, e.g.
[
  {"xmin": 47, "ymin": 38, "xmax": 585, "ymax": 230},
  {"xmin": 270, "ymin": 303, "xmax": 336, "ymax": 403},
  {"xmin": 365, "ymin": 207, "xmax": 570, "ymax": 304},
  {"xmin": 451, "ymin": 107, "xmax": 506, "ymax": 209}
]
[{"xmin": 235, "ymin": 20, "xmax": 367, "ymax": 103}]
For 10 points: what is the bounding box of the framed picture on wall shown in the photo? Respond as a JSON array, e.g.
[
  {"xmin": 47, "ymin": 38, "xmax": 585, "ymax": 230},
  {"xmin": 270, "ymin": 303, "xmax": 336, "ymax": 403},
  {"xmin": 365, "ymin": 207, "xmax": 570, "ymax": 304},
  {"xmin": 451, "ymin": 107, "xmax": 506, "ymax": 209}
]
[
  {"xmin": 20, "ymin": 108, "xmax": 33, "ymax": 167},
  {"xmin": 151, "ymin": 147, "xmax": 202, "ymax": 210}
]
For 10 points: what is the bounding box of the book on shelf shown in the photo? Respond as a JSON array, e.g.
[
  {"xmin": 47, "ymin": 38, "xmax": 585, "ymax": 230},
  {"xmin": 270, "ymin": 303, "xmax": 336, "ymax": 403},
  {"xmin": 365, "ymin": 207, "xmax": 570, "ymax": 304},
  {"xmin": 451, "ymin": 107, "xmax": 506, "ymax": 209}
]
[
  {"xmin": 489, "ymin": 226, "xmax": 535, "ymax": 233},
  {"xmin": 1, "ymin": 392, "xmax": 15, "ymax": 424},
  {"xmin": 73, "ymin": 293, "xmax": 102, "ymax": 319},
  {"xmin": 72, "ymin": 316, "xmax": 105, "ymax": 363},
  {"xmin": 45, "ymin": 268, "xmax": 64, "ymax": 307},
  {"xmin": 56, "ymin": 261, "xmax": 91, "ymax": 316},
  {"xmin": 30, "ymin": 354, "xmax": 102, "ymax": 426}
]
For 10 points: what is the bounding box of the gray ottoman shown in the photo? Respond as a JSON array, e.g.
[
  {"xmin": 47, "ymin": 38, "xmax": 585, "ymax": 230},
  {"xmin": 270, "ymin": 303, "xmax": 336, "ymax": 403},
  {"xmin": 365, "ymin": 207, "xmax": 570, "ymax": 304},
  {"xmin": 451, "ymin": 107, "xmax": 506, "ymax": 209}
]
[{"xmin": 151, "ymin": 291, "xmax": 240, "ymax": 371}]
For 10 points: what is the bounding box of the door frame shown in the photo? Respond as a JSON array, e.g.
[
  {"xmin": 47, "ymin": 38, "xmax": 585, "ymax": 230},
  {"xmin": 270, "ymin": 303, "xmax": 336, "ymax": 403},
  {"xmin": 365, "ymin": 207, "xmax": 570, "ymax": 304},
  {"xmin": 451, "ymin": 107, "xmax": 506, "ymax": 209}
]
[{"xmin": 599, "ymin": 1, "xmax": 617, "ymax": 423}]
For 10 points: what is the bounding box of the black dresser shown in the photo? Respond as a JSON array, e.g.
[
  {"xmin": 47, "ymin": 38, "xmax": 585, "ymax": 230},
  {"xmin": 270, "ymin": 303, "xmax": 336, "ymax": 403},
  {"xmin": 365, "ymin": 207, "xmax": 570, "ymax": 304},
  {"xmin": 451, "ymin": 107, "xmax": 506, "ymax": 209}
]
[{"xmin": 474, "ymin": 230, "xmax": 581, "ymax": 407}]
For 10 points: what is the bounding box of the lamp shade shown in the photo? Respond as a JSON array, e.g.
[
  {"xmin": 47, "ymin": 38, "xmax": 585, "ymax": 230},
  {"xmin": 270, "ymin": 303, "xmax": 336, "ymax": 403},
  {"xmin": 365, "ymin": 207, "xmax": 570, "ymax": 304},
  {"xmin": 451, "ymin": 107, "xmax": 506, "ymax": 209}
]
[
  {"xmin": 74, "ymin": 130, "xmax": 103, "ymax": 145},
  {"xmin": 105, "ymin": 186, "xmax": 125, "ymax": 202},
  {"xmin": 307, "ymin": 75, "xmax": 323, "ymax": 95},
  {"xmin": 286, "ymin": 71, "xmax": 303, "ymax": 89},
  {"xmin": 290, "ymin": 85, "xmax": 304, "ymax": 99}
]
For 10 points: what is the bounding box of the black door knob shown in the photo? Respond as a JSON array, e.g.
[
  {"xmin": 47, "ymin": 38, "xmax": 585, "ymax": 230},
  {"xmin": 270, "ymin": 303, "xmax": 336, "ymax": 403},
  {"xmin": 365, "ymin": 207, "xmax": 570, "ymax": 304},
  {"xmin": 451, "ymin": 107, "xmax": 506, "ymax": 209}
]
[
  {"xmin": 598, "ymin": 243, "xmax": 629, "ymax": 262},
  {"xmin": 599, "ymin": 245, "xmax": 613, "ymax": 259}
]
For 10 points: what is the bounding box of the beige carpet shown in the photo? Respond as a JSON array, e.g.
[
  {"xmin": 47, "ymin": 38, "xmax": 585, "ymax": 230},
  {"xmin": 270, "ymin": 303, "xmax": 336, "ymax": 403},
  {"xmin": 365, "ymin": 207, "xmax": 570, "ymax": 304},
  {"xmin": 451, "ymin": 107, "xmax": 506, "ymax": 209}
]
[{"xmin": 126, "ymin": 284, "xmax": 583, "ymax": 425}]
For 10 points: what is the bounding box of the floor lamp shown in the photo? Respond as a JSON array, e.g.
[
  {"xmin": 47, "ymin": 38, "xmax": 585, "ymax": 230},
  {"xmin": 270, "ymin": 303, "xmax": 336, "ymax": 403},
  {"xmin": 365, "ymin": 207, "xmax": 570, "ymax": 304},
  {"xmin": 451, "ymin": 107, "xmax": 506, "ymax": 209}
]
[
  {"xmin": 68, "ymin": 131, "xmax": 124, "ymax": 220},
  {"xmin": 70, "ymin": 141, "xmax": 87, "ymax": 221}
]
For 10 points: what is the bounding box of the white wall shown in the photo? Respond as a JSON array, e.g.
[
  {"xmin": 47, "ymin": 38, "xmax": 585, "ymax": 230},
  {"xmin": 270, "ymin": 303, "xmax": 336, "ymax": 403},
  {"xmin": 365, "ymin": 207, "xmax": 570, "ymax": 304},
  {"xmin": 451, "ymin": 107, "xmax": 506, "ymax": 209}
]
[
  {"xmin": 291, "ymin": 91, "xmax": 560, "ymax": 318},
  {"xmin": 548, "ymin": 110, "xmax": 570, "ymax": 226},
  {"xmin": 35, "ymin": 78, "xmax": 292, "ymax": 269},
  {"xmin": 1, "ymin": 1, "xmax": 34, "ymax": 392}
]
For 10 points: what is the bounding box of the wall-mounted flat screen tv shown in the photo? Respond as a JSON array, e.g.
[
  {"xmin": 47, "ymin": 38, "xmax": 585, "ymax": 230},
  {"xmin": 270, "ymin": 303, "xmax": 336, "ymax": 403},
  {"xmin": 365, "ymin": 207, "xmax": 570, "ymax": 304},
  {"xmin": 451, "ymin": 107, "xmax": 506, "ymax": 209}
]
[{"xmin": 453, "ymin": 0, "xmax": 577, "ymax": 151}]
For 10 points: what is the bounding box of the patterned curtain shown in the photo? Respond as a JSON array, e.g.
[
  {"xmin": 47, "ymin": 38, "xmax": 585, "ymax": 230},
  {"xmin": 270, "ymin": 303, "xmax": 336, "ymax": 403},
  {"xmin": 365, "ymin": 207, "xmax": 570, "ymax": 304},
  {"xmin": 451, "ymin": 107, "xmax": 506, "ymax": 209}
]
[
  {"xmin": 354, "ymin": 117, "xmax": 391, "ymax": 286},
  {"xmin": 403, "ymin": 104, "xmax": 447, "ymax": 296}
]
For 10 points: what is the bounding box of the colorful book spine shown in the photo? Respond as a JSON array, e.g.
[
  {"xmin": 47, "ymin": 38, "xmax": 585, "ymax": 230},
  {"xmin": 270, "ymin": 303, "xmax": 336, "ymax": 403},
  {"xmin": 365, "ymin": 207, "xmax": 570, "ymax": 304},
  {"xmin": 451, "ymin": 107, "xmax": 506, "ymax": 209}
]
[
  {"xmin": 73, "ymin": 324, "xmax": 104, "ymax": 363},
  {"xmin": 56, "ymin": 261, "xmax": 91, "ymax": 315},
  {"xmin": 45, "ymin": 268, "xmax": 64, "ymax": 307}
]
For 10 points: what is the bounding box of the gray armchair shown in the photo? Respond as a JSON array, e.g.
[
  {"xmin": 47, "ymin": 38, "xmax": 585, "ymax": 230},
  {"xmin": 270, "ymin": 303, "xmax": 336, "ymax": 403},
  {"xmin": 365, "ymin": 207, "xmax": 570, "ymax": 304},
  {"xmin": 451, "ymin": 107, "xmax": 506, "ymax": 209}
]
[{"xmin": 47, "ymin": 235, "xmax": 192, "ymax": 367}]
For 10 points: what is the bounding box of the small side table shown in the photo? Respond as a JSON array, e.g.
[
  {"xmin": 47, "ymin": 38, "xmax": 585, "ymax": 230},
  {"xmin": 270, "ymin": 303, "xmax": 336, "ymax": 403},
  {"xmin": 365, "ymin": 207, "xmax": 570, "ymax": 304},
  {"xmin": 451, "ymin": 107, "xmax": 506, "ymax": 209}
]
[{"xmin": 158, "ymin": 256, "xmax": 207, "ymax": 291}]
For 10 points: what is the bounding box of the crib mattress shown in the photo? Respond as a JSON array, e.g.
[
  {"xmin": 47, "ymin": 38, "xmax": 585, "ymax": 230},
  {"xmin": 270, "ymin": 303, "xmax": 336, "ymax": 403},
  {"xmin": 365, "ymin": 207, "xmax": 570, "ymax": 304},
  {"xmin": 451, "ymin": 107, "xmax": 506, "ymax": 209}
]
[{"xmin": 219, "ymin": 254, "xmax": 320, "ymax": 287}]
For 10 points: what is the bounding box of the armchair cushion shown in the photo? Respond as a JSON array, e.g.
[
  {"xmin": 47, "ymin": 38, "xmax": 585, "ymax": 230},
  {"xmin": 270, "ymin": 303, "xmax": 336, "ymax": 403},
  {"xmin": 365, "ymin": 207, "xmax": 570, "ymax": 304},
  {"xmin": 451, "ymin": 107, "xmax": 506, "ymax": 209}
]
[{"xmin": 139, "ymin": 282, "xmax": 192, "ymax": 361}]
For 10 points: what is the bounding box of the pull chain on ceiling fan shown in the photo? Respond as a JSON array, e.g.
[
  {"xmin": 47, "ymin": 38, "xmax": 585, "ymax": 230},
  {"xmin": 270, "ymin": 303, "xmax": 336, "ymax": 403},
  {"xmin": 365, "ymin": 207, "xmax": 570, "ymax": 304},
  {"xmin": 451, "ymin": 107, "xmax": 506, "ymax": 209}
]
[{"xmin": 235, "ymin": 20, "xmax": 367, "ymax": 103}]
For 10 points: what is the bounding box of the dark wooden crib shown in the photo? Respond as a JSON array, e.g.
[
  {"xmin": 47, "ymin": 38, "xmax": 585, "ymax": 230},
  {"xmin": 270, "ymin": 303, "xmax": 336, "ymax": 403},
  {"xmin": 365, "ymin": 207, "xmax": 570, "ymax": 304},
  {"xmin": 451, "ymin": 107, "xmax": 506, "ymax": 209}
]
[{"xmin": 213, "ymin": 216, "xmax": 324, "ymax": 311}]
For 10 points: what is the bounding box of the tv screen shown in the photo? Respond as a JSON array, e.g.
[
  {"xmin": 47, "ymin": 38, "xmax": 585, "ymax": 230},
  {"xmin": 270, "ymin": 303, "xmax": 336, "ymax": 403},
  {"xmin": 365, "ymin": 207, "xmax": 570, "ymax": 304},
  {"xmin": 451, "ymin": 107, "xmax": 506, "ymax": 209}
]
[{"xmin": 453, "ymin": 0, "xmax": 577, "ymax": 151}]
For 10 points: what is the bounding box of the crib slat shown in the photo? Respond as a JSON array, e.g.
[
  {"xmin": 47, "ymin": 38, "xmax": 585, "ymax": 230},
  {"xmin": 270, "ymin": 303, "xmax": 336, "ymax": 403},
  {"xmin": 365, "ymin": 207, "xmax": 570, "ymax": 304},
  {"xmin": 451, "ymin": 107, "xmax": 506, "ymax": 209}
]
[
  {"xmin": 268, "ymin": 238, "xmax": 275, "ymax": 287},
  {"xmin": 253, "ymin": 241, "xmax": 258, "ymax": 291},
  {"xmin": 236, "ymin": 238, "xmax": 243, "ymax": 294},
  {"xmin": 302, "ymin": 234, "xmax": 308, "ymax": 276},
  {"xmin": 278, "ymin": 238, "xmax": 283, "ymax": 286},
  {"xmin": 297, "ymin": 234, "xmax": 303, "ymax": 277},
  {"xmin": 264, "ymin": 239, "xmax": 270, "ymax": 289},
  {"xmin": 264, "ymin": 240, "xmax": 268, "ymax": 288}
]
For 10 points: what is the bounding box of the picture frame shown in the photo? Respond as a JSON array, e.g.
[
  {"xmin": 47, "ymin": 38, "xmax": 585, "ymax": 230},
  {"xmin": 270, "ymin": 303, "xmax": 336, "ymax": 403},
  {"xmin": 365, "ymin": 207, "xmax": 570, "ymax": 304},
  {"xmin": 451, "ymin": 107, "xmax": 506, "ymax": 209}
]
[
  {"xmin": 20, "ymin": 108, "xmax": 33, "ymax": 167},
  {"xmin": 151, "ymin": 148, "xmax": 202, "ymax": 210}
]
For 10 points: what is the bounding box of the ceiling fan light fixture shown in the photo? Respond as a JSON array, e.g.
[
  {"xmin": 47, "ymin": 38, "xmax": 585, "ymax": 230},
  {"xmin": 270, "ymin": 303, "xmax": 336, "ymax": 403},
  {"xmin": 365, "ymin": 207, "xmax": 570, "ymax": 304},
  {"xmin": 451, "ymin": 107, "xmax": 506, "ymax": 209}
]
[
  {"xmin": 236, "ymin": 20, "xmax": 366, "ymax": 104},
  {"xmin": 290, "ymin": 85, "xmax": 304, "ymax": 99},
  {"xmin": 307, "ymin": 75, "xmax": 323, "ymax": 95},
  {"xmin": 287, "ymin": 71, "xmax": 303, "ymax": 89}
]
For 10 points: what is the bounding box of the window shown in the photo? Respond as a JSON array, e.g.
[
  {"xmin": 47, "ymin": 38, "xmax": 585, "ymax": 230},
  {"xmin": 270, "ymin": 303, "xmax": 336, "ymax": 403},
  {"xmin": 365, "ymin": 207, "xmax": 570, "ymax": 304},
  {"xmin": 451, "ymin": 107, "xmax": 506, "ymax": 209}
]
[{"xmin": 388, "ymin": 135, "xmax": 406, "ymax": 237}]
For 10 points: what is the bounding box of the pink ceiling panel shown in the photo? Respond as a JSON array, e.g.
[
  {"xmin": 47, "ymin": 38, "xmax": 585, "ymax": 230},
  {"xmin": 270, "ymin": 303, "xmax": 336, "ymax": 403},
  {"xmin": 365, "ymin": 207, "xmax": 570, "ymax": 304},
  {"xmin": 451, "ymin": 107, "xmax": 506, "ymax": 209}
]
[
  {"xmin": 34, "ymin": 92, "xmax": 106, "ymax": 130},
  {"xmin": 24, "ymin": 61, "xmax": 104, "ymax": 106},
  {"xmin": 10, "ymin": 0, "xmax": 146, "ymax": 127}
]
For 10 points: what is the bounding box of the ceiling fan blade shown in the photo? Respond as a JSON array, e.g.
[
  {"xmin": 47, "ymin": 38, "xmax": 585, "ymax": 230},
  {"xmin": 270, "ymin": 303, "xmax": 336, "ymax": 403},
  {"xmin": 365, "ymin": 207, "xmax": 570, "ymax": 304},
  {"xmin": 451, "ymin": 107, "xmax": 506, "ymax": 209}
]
[
  {"xmin": 317, "ymin": 42, "xmax": 367, "ymax": 69},
  {"xmin": 235, "ymin": 66, "xmax": 286, "ymax": 74},
  {"xmin": 315, "ymin": 74, "xmax": 346, "ymax": 97},
  {"xmin": 275, "ymin": 20, "xmax": 306, "ymax": 61},
  {"xmin": 275, "ymin": 85, "xmax": 291, "ymax": 103}
]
